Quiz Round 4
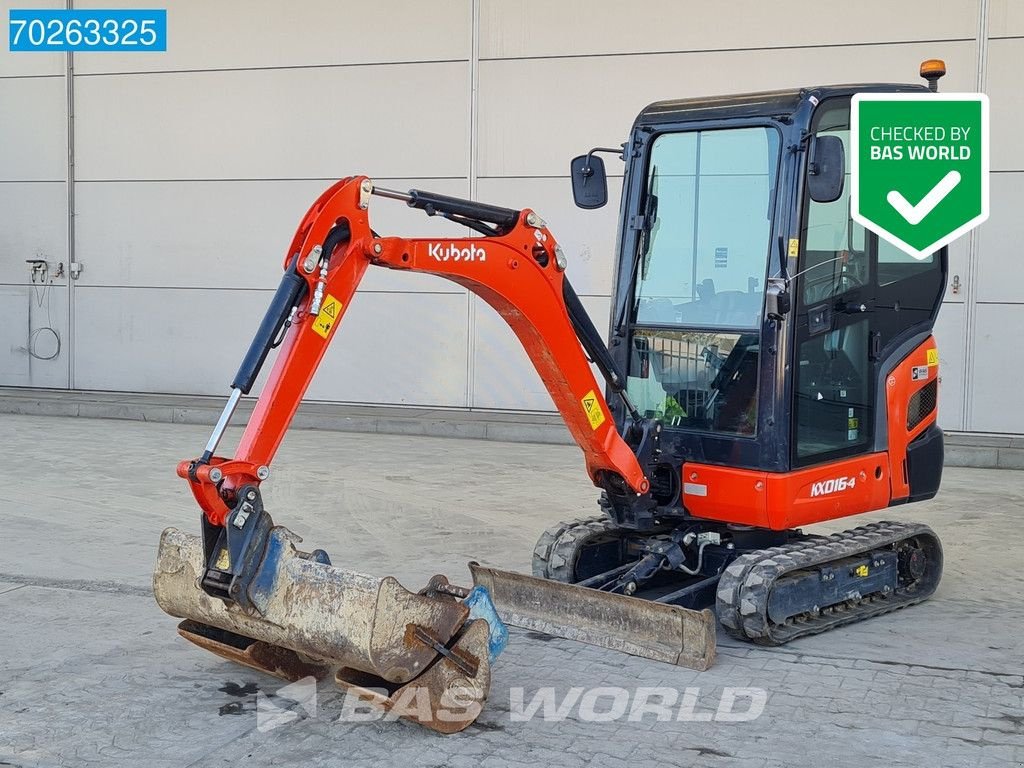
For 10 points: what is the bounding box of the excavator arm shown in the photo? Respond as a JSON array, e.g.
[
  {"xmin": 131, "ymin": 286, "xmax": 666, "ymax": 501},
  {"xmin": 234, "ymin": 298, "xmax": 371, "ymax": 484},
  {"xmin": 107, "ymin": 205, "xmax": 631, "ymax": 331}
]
[
  {"xmin": 179, "ymin": 175, "xmax": 650, "ymax": 527},
  {"xmin": 154, "ymin": 177, "xmax": 713, "ymax": 734}
]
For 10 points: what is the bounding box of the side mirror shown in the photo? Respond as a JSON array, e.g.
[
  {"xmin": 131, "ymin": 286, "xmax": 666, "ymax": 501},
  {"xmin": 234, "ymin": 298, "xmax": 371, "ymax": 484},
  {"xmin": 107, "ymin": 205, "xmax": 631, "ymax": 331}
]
[
  {"xmin": 570, "ymin": 154, "xmax": 608, "ymax": 209},
  {"xmin": 807, "ymin": 135, "xmax": 845, "ymax": 203}
]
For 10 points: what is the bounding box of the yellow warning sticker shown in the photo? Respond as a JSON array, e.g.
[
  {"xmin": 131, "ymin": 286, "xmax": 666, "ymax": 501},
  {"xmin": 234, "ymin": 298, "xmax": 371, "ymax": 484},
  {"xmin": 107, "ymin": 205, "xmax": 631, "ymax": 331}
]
[
  {"xmin": 216, "ymin": 548, "xmax": 230, "ymax": 571},
  {"xmin": 854, "ymin": 564, "xmax": 869, "ymax": 577},
  {"xmin": 581, "ymin": 389, "xmax": 606, "ymax": 430},
  {"xmin": 926, "ymin": 348, "xmax": 939, "ymax": 367},
  {"xmin": 788, "ymin": 238, "xmax": 800, "ymax": 258},
  {"xmin": 312, "ymin": 294, "xmax": 342, "ymax": 339}
]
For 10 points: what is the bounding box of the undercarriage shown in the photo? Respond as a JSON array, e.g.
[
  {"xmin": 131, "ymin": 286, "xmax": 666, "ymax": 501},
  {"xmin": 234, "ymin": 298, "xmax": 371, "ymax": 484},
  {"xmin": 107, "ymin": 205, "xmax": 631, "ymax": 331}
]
[{"xmin": 532, "ymin": 511, "xmax": 942, "ymax": 645}]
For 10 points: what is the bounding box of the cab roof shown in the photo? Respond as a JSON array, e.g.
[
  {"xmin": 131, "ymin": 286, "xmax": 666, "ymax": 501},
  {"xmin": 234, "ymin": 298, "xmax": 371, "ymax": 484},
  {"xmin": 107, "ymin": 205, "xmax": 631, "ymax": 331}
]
[{"xmin": 636, "ymin": 83, "xmax": 930, "ymax": 127}]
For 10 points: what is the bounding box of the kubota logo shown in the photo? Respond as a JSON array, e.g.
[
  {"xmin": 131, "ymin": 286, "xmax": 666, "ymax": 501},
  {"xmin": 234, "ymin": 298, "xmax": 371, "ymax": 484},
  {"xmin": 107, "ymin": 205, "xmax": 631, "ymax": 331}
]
[
  {"xmin": 429, "ymin": 243, "xmax": 487, "ymax": 262},
  {"xmin": 810, "ymin": 476, "xmax": 857, "ymax": 497}
]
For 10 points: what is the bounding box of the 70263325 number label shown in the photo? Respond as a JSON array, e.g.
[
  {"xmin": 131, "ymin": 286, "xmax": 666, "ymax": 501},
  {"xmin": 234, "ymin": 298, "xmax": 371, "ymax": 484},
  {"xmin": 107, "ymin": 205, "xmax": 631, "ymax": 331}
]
[{"xmin": 9, "ymin": 9, "xmax": 166, "ymax": 52}]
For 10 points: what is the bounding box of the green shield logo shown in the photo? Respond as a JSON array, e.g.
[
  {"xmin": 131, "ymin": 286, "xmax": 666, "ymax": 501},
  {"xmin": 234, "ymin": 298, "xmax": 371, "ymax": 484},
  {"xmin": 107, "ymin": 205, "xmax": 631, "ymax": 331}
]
[{"xmin": 851, "ymin": 93, "xmax": 989, "ymax": 260}]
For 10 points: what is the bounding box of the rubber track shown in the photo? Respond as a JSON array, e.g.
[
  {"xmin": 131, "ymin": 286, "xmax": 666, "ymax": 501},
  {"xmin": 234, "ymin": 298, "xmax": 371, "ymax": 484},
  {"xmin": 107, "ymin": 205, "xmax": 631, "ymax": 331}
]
[
  {"xmin": 531, "ymin": 516, "xmax": 613, "ymax": 581},
  {"xmin": 531, "ymin": 502, "xmax": 674, "ymax": 582},
  {"xmin": 716, "ymin": 521, "xmax": 942, "ymax": 646}
]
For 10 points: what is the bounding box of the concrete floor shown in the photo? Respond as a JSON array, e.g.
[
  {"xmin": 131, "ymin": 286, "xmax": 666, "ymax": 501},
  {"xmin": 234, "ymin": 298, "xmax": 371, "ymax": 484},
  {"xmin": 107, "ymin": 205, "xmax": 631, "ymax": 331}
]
[{"xmin": 0, "ymin": 413, "xmax": 1022, "ymax": 767}]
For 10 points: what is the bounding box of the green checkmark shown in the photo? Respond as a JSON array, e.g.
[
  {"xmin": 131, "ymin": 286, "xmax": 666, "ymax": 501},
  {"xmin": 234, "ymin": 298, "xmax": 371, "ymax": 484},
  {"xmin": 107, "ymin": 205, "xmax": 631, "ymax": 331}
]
[{"xmin": 886, "ymin": 170, "xmax": 961, "ymax": 225}]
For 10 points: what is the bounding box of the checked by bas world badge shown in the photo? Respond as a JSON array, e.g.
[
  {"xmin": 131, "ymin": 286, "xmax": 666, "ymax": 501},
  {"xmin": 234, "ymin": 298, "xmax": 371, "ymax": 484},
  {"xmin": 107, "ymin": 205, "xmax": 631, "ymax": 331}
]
[{"xmin": 851, "ymin": 93, "xmax": 989, "ymax": 260}]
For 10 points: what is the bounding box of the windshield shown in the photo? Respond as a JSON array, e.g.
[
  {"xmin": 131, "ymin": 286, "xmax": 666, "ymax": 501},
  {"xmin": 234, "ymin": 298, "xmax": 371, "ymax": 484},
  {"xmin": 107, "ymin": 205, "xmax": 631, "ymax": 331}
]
[
  {"xmin": 633, "ymin": 126, "xmax": 781, "ymax": 329},
  {"xmin": 626, "ymin": 126, "xmax": 781, "ymax": 435}
]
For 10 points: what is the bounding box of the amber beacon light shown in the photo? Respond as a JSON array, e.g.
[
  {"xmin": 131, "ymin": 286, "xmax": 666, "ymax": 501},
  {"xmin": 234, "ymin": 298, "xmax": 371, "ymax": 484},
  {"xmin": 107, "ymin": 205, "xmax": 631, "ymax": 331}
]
[{"xmin": 919, "ymin": 58, "xmax": 947, "ymax": 91}]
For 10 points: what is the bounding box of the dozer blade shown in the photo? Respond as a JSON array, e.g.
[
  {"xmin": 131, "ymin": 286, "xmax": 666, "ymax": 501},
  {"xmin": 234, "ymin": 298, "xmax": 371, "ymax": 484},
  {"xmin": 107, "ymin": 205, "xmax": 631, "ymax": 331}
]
[
  {"xmin": 154, "ymin": 527, "xmax": 497, "ymax": 732},
  {"xmin": 470, "ymin": 563, "xmax": 716, "ymax": 671}
]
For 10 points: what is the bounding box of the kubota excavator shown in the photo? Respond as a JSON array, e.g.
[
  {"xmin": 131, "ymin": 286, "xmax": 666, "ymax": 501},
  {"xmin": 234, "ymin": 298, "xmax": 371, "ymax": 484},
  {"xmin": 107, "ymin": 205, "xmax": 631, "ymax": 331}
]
[{"xmin": 154, "ymin": 61, "xmax": 949, "ymax": 733}]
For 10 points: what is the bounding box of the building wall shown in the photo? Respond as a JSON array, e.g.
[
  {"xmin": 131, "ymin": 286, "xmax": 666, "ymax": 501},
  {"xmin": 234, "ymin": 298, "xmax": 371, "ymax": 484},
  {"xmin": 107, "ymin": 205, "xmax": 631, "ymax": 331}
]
[{"xmin": 0, "ymin": 0, "xmax": 1019, "ymax": 433}]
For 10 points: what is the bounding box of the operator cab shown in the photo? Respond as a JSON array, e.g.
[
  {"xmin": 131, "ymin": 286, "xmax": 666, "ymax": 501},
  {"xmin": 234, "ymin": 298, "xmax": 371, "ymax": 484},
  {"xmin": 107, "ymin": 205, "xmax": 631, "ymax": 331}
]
[{"xmin": 573, "ymin": 79, "xmax": 947, "ymax": 511}]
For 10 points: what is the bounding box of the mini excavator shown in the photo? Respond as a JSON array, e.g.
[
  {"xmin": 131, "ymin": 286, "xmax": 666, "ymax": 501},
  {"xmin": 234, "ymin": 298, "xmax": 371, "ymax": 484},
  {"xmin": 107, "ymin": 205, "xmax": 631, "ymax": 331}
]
[{"xmin": 155, "ymin": 61, "xmax": 950, "ymax": 732}]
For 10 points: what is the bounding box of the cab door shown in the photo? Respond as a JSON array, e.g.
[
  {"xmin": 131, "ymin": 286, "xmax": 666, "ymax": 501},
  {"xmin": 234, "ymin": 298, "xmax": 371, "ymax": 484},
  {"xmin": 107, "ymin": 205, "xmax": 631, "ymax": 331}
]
[{"xmin": 792, "ymin": 97, "xmax": 946, "ymax": 469}]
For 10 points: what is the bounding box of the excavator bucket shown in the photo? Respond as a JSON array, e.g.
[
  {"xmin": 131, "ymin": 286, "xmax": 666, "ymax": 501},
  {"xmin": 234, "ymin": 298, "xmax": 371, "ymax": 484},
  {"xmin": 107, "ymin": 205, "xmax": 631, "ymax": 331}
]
[
  {"xmin": 334, "ymin": 617, "xmax": 494, "ymax": 734},
  {"xmin": 470, "ymin": 563, "xmax": 716, "ymax": 671},
  {"xmin": 153, "ymin": 527, "xmax": 502, "ymax": 733}
]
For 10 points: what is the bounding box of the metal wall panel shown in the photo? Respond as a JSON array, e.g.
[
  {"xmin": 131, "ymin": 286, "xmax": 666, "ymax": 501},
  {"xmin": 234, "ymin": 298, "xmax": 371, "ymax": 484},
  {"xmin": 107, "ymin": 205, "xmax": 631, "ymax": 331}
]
[
  {"xmin": 0, "ymin": 285, "xmax": 68, "ymax": 389},
  {"xmin": 0, "ymin": 77, "xmax": 66, "ymax": 181},
  {"xmin": 0, "ymin": 175, "xmax": 69, "ymax": 389},
  {"xmin": 73, "ymin": 286, "xmax": 469, "ymax": 406},
  {"xmin": 0, "ymin": 288, "xmax": 30, "ymax": 385},
  {"xmin": 968, "ymin": 31, "xmax": 1024, "ymax": 433},
  {"xmin": 933, "ymin": 301, "xmax": 966, "ymax": 431},
  {"xmin": 471, "ymin": 295, "xmax": 610, "ymax": 411},
  {"xmin": 0, "ymin": 182, "xmax": 67, "ymax": 283},
  {"xmin": 974, "ymin": 173, "xmax": 1023, "ymax": 303},
  {"xmin": 1, "ymin": 0, "xmax": 69, "ymax": 389},
  {"xmin": 74, "ymin": 178, "xmax": 470, "ymax": 292},
  {"xmin": 476, "ymin": 176, "xmax": 624, "ymax": 297},
  {"xmin": 989, "ymin": 0, "xmax": 1024, "ymax": 37},
  {"xmin": 477, "ymin": 42, "xmax": 978, "ymax": 177},
  {"xmin": 986, "ymin": 38, "xmax": 1024, "ymax": 172},
  {"xmin": 73, "ymin": 287, "xmax": 269, "ymax": 394},
  {"xmin": 73, "ymin": 62, "xmax": 470, "ymax": 181},
  {"xmin": 18, "ymin": 281, "xmax": 69, "ymax": 389},
  {"xmin": 480, "ymin": 0, "xmax": 979, "ymax": 59},
  {"xmin": 969, "ymin": 303, "xmax": 1024, "ymax": 433},
  {"xmin": 73, "ymin": 0, "xmax": 469, "ymax": 74},
  {"xmin": 0, "ymin": 0, "xmax": 64, "ymax": 76},
  {"xmin": 306, "ymin": 292, "xmax": 470, "ymax": 407}
]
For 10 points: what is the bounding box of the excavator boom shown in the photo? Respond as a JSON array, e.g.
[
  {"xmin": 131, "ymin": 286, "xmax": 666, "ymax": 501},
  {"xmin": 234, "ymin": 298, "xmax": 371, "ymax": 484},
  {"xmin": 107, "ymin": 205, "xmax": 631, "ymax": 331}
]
[
  {"xmin": 179, "ymin": 176, "xmax": 648, "ymax": 528},
  {"xmin": 154, "ymin": 175, "xmax": 714, "ymax": 734}
]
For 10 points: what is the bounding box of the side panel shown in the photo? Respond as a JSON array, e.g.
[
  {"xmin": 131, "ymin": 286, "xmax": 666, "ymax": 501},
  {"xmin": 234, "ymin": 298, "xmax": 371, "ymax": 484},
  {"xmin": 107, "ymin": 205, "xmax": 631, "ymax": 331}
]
[
  {"xmin": 764, "ymin": 453, "xmax": 892, "ymax": 529},
  {"xmin": 885, "ymin": 336, "xmax": 941, "ymax": 501},
  {"xmin": 681, "ymin": 464, "xmax": 769, "ymax": 527},
  {"xmin": 683, "ymin": 452, "xmax": 891, "ymax": 530},
  {"xmin": 682, "ymin": 329, "xmax": 936, "ymax": 528}
]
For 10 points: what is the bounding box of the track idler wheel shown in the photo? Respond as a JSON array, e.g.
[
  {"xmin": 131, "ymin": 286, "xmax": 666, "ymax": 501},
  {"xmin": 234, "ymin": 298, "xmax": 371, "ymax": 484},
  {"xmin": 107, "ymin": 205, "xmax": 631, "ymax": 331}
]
[
  {"xmin": 898, "ymin": 540, "xmax": 928, "ymax": 581},
  {"xmin": 532, "ymin": 515, "xmax": 624, "ymax": 582}
]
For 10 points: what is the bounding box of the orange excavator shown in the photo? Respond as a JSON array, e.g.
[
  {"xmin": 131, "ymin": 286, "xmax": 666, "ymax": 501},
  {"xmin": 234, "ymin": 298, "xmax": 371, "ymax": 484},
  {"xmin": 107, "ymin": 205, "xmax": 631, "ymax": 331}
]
[{"xmin": 155, "ymin": 62, "xmax": 949, "ymax": 732}]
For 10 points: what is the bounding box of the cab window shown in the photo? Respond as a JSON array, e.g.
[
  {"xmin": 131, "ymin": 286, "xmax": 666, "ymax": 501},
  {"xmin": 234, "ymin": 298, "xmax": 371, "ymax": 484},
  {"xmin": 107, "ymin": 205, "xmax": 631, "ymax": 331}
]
[{"xmin": 628, "ymin": 126, "xmax": 781, "ymax": 435}]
